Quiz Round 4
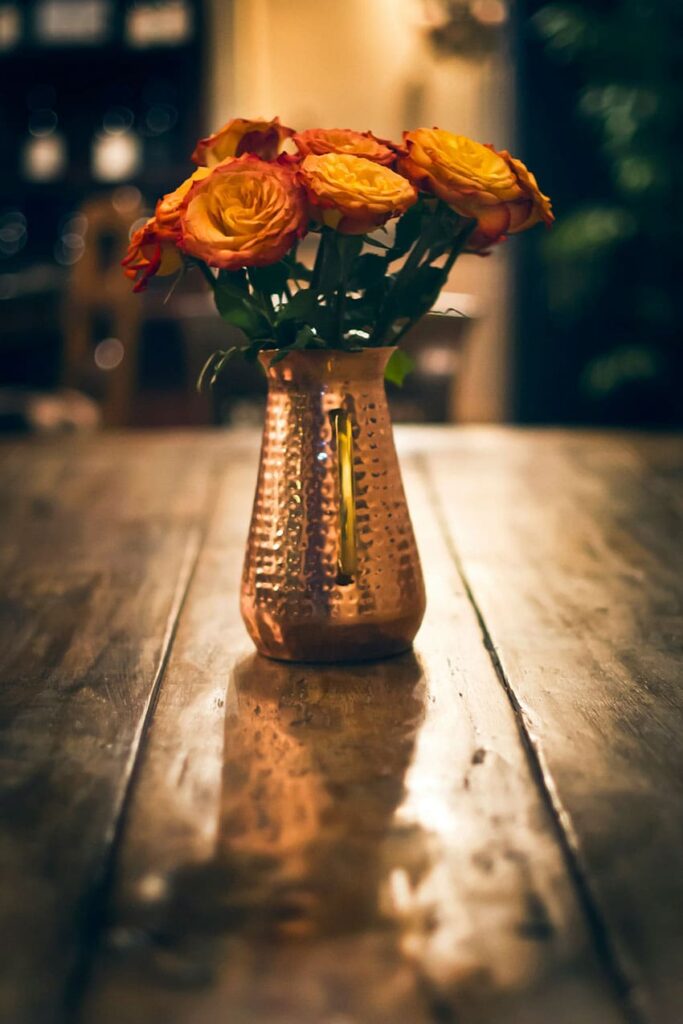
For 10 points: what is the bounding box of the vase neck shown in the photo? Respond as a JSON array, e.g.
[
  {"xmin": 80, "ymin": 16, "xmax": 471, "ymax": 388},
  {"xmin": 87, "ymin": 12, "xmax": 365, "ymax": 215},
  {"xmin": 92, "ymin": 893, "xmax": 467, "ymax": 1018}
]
[{"xmin": 259, "ymin": 348, "xmax": 395, "ymax": 388}]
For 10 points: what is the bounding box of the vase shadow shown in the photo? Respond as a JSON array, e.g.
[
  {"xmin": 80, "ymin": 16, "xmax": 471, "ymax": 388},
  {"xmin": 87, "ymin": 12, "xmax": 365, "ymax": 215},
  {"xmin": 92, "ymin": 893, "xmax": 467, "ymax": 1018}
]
[
  {"xmin": 209, "ymin": 649, "xmax": 427, "ymax": 939},
  {"xmin": 109, "ymin": 651, "xmax": 434, "ymax": 1023},
  {"xmin": 156, "ymin": 650, "xmax": 427, "ymax": 942}
]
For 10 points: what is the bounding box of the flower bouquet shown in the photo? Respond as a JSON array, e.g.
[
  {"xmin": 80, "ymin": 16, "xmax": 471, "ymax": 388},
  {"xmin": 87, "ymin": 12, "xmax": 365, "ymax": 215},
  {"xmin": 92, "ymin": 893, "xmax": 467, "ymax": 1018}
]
[{"xmin": 123, "ymin": 117, "xmax": 553, "ymax": 662}]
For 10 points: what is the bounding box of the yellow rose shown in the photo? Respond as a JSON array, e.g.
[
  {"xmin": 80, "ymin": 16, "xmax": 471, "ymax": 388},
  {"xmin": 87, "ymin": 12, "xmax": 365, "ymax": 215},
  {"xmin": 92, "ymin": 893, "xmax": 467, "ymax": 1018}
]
[
  {"xmin": 298, "ymin": 153, "xmax": 417, "ymax": 234},
  {"xmin": 192, "ymin": 117, "xmax": 294, "ymax": 168},
  {"xmin": 400, "ymin": 129, "xmax": 553, "ymax": 247},
  {"xmin": 179, "ymin": 155, "xmax": 307, "ymax": 269},
  {"xmin": 293, "ymin": 128, "xmax": 395, "ymax": 166}
]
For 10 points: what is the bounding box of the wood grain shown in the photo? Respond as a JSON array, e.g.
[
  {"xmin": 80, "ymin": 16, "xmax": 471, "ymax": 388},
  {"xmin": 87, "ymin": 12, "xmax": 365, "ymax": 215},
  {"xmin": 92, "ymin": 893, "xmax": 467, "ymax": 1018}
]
[
  {"xmin": 79, "ymin": 439, "xmax": 623, "ymax": 1024},
  {"xmin": 4, "ymin": 428, "xmax": 680, "ymax": 1024},
  {"xmin": 0, "ymin": 434, "xmax": 220, "ymax": 1024},
  {"xmin": 423, "ymin": 428, "xmax": 683, "ymax": 1024}
]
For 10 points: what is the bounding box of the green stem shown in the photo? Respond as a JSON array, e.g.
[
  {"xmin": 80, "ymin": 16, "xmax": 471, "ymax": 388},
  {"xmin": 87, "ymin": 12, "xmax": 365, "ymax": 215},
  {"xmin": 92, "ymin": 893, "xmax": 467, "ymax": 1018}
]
[
  {"xmin": 196, "ymin": 260, "xmax": 217, "ymax": 291},
  {"xmin": 336, "ymin": 272, "xmax": 347, "ymax": 347},
  {"xmin": 382, "ymin": 218, "xmax": 477, "ymax": 347},
  {"xmin": 398, "ymin": 232, "xmax": 430, "ymax": 281},
  {"xmin": 246, "ymin": 269, "xmax": 275, "ymax": 321},
  {"xmin": 371, "ymin": 232, "xmax": 431, "ymax": 344},
  {"xmin": 441, "ymin": 218, "xmax": 477, "ymax": 276},
  {"xmin": 311, "ymin": 229, "xmax": 327, "ymax": 292}
]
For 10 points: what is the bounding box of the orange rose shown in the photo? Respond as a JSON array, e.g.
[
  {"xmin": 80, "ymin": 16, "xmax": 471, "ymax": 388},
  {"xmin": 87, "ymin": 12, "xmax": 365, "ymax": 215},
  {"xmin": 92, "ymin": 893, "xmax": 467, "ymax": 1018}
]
[
  {"xmin": 298, "ymin": 153, "xmax": 417, "ymax": 235},
  {"xmin": 293, "ymin": 128, "xmax": 395, "ymax": 166},
  {"xmin": 400, "ymin": 128, "xmax": 554, "ymax": 247},
  {"xmin": 179, "ymin": 155, "xmax": 307, "ymax": 270},
  {"xmin": 155, "ymin": 166, "xmax": 211, "ymax": 232},
  {"xmin": 192, "ymin": 116, "xmax": 294, "ymax": 168},
  {"xmin": 122, "ymin": 218, "xmax": 181, "ymax": 292},
  {"xmin": 122, "ymin": 168, "xmax": 211, "ymax": 291}
]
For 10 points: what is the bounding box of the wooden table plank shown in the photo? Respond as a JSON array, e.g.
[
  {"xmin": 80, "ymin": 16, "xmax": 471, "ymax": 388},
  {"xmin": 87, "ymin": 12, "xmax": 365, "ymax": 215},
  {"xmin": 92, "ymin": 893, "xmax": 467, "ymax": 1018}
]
[
  {"xmin": 80, "ymin": 436, "xmax": 624, "ymax": 1024},
  {"xmin": 423, "ymin": 428, "xmax": 683, "ymax": 1024},
  {"xmin": 0, "ymin": 434, "xmax": 221, "ymax": 1024}
]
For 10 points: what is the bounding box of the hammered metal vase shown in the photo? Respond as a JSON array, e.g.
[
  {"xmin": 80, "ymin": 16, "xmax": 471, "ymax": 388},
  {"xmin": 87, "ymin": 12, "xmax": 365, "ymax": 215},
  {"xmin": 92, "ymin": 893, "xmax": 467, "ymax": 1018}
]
[{"xmin": 240, "ymin": 347, "xmax": 426, "ymax": 662}]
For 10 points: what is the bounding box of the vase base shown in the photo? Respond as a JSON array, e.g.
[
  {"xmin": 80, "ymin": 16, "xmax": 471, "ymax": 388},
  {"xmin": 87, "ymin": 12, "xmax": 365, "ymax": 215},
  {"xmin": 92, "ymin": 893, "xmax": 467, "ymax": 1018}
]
[
  {"xmin": 255, "ymin": 643, "xmax": 414, "ymax": 666},
  {"xmin": 245, "ymin": 614, "xmax": 422, "ymax": 664}
]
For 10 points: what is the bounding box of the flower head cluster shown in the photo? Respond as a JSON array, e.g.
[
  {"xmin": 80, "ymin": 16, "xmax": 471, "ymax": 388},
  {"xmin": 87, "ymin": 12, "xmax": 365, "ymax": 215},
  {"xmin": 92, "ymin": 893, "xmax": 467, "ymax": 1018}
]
[
  {"xmin": 293, "ymin": 128, "xmax": 395, "ymax": 166},
  {"xmin": 298, "ymin": 152, "xmax": 417, "ymax": 234},
  {"xmin": 399, "ymin": 128, "xmax": 554, "ymax": 248},
  {"xmin": 180, "ymin": 156, "xmax": 307, "ymax": 270},
  {"xmin": 123, "ymin": 116, "xmax": 553, "ymax": 291}
]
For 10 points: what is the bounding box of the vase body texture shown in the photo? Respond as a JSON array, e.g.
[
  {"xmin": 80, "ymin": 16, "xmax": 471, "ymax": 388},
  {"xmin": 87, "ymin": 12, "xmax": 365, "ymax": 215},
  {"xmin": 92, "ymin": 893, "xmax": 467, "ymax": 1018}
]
[{"xmin": 240, "ymin": 348, "xmax": 426, "ymax": 662}]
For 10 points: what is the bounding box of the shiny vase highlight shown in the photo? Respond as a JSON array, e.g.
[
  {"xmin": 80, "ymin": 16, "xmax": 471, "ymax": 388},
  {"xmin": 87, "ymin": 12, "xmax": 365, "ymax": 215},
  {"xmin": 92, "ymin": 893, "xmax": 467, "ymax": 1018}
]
[{"xmin": 240, "ymin": 348, "xmax": 426, "ymax": 662}]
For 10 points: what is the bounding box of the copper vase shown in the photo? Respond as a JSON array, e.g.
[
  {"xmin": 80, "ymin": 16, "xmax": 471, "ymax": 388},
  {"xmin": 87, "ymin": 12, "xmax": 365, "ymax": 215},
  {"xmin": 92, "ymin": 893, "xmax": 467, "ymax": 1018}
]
[{"xmin": 241, "ymin": 347, "xmax": 426, "ymax": 662}]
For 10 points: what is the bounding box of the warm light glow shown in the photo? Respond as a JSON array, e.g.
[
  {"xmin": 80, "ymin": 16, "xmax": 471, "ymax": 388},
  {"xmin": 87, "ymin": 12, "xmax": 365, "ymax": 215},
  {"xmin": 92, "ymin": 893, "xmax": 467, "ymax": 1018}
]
[
  {"xmin": 126, "ymin": 0, "xmax": 193, "ymax": 48},
  {"xmin": 0, "ymin": 5, "xmax": 20, "ymax": 51},
  {"xmin": 22, "ymin": 134, "xmax": 66, "ymax": 182},
  {"xmin": 91, "ymin": 131, "xmax": 141, "ymax": 182},
  {"xmin": 469, "ymin": 0, "xmax": 507, "ymax": 27},
  {"xmin": 35, "ymin": 0, "xmax": 110, "ymax": 45},
  {"xmin": 94, "ymin": 338, "xmax": 125, "ymax": 371}
]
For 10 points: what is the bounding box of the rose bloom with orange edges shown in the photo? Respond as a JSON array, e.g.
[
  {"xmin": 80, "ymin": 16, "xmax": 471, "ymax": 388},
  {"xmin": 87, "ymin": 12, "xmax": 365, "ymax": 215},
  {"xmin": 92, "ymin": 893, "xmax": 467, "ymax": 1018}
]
[
  {"xmin": 155, "ymin": 166, "xmax": 212, "ymax": 232},
  {"xmin": 293, "ymin": 128, "xmax": 395, "ymax": 166},
  {"xmin": 122, "ymin": 115, "xmax": 554, "ymax": 372},
  {"xmin": 122, "ymin": 218, "xmax": 182, "ymax": 293},
  {"xmin": 299, "ymin": 152, "xmax": 417, "ymax": 235},
  {"xmin": 192, "ymin": 117, "xmax": 293, "ymax": 168},
  {"xmin": 179, "ymin": 155, "xmax": 308, "ymax": 270},
  {"xmin": 121, "ymin": 167, "xmax": 210, "ymax": 291},
  {"xmin": 400, "ymin": 128, "xmax": 554, "ymax": 248}
]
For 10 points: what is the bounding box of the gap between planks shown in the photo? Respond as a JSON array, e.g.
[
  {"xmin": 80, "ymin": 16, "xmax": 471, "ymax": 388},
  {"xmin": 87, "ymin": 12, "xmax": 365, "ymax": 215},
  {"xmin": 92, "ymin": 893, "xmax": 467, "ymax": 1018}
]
[
  {"xmin": 63, "ymin": 461, "xmax": 225, "ymax": 1023},
  {"xmin": 415, "ymin": 450, "xmax": 649, "ymax": 1024}
]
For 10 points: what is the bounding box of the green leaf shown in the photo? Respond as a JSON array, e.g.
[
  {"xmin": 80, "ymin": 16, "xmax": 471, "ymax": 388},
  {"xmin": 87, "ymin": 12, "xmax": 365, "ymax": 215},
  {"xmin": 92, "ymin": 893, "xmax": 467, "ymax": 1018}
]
[
  {"xmin": 216, "ymin": 299, "xmax": 270, "ymax": 337},
  {"xmin": 249, "ymin": 261, "xmax": 290, "ymax": 297},
  {"xmin": 343, "ymin": 296, "xmax": 376, "ymax": 330},
  {"xmin": 384, "ymin": 349, "xmax": 415, "ymax": 387},
  {"xmin": 210, "ymin": 346, "xmax": 239, "ymax": 385},
  {"xmin": 284, "ymin": 255, "xmax": 313, "ymax": 282},
  {"xmin": 214, "ymin": 284, "xmax": 271, "ymax": 337},
  {"xmin": 308, "ymin": 303, "xmax": 334, "ymax": 341},
  {"xmin": 243, "ymin": 341, "xmax": 270, "ymax": 362},
  {"xmin": 276, "ymin": 287, "xmax": 319, "ymax": 323},
  {"xmin": 214, "ymin": 269, "xmax": 271, "ymax": 337},
  {"xmin": 392, "ymin": 264, "xmax": 445, "ymax": 320},
  {"xmin": 388, "ymin": 202, "xmax": 423, "ymax": 259},
  {"xmin": 268, "ymin": 326, "xmax": 327, "ymax": 366},
  {"xmin": 268, "ymin": 348, "xmax": 292, "ymax": 365},
  {"xmin": 196, "ymin": 350, "xmax": 222, "ymax": 392},
  {"xmin": 293, "ymin": 325, "xmax": 326, "ymax": 348},
  {"xmin": 216, "ymin": 269, "xmax": 249, "ymax": 297},
  {"xmin": 362, "ymin": 234, "xmax": 392, "ymax": 250},
  {"xmin": 196, "ymin": 346, "xmax": 239, "ymax": 390},
  {"xmin": 349, "ymin": 253, "xmax": 387, "ymax": 292}
]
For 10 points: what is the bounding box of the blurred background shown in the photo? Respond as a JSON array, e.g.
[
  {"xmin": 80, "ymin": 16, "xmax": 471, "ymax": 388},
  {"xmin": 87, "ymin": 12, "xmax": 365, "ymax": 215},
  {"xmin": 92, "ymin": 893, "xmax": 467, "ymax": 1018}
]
[{"xmin": 1, "ymin": 0, "xmax": 681, "ymax": 432}]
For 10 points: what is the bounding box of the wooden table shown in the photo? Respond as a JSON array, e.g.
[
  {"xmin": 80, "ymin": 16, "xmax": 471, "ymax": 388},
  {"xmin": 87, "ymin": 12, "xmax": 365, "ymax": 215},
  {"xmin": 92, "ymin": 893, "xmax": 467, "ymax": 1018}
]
[{"xmin": 1, "ymin": 428, "xmax": 682, "ymax": 1024}]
